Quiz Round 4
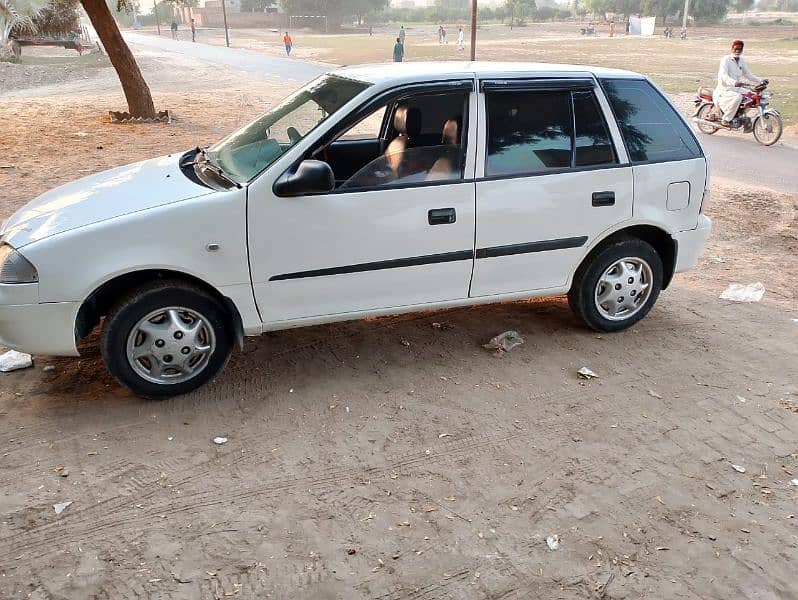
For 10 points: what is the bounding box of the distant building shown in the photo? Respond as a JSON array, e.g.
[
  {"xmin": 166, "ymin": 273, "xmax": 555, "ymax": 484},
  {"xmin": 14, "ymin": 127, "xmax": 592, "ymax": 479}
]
[
  {"xmin": 194, "ymin": 0, "xmax": 287, "ymax": 26},
  {"xmin": 204, "ymin": 0, "xmax": 242, "ymax": 12}
]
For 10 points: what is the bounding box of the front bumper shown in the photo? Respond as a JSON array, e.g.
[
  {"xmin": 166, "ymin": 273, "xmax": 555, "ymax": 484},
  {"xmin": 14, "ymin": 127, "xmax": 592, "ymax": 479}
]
[
  {"xmin": 673, "ymin": 215, "xmax": 712, "ymax": 273},
  {"xmin": 0, "ymin": 284, "xmax": 80, "ymax": 356}
]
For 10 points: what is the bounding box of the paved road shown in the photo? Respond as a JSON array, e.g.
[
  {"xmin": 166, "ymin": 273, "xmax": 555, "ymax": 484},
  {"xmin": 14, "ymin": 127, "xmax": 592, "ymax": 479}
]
[
  {"xmin": 124, "ymin": 31, "xmax": 327, "ymax": 83},
  {"xmin": 696, "ymin": 128, "xmax": 797, "ymax": 194},
  {"xmin": 126, "ymin": 32, "xmax": 797, "ymax": 194}
]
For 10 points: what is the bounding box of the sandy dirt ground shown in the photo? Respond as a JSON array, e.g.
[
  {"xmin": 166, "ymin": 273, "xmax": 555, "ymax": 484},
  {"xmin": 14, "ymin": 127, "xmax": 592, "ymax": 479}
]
[{"xmin": 1, "ymin": 43, "xmax": 797, "ymax": 600}]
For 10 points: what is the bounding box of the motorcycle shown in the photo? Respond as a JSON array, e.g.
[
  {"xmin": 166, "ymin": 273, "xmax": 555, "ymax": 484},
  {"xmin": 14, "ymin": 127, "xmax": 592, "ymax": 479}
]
[{"xmin": 692, "ymin": 79, "xmax": 783, "ymax": 146}]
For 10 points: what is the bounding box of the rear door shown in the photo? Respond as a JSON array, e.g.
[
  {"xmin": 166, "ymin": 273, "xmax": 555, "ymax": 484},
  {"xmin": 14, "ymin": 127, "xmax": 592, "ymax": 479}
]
[{"xmin": 471, "ymin": 78, "xmax": 634, "ymax": 297}]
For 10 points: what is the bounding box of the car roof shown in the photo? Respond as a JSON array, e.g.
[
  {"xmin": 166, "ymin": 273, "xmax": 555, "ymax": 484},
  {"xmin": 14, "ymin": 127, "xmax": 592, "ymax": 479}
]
[{"xmin": 333, "ymin": 62, "xmax": 643, "ymax": 86}]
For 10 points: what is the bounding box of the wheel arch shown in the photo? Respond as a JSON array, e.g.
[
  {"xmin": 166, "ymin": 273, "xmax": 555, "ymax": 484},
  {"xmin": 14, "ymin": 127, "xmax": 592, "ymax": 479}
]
[
  {"xmin": 75, "ymin": 269, "xmax": 244, "ymax": 350},
  {"xmin": 574, "ymin": 225, "xmax": 677, "ymax": 291}
]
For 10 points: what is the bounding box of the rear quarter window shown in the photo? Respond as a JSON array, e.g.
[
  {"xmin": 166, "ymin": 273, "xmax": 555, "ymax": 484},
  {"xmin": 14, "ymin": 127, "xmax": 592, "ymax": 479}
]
[{"xmin": 599, "ymin": 78, "xmax": 701, "ymax": 163}]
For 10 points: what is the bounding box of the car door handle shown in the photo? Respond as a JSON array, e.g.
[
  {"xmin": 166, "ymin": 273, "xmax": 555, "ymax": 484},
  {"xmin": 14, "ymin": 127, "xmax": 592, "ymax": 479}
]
[
  {"xmin": 592, "ymin": 191, "xmax": 615, "ymax": 207},
  {"xmin": 428, "ymin": 208, "xmax": 456, "ymax": 225}
]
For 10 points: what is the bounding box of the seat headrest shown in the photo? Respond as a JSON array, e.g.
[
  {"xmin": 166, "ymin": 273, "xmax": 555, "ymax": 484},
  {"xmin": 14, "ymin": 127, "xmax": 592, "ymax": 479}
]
[
  {"xmin": 393, "ymin": 105, "xmax": 422, "ymax": 138},
  {"xmin": 441, "ymin": 118, "xmax": 460, "ymax": 145}
]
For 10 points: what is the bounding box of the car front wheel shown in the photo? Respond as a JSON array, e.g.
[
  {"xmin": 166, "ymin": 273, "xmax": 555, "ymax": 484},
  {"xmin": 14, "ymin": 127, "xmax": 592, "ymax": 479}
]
[
  {"xmin": 101, "ymin": 281, "xmax": 232, "ymax": 398},
  {"xmin": 568, "ymin": 239, "xmax": 663, "ymax": 332}
]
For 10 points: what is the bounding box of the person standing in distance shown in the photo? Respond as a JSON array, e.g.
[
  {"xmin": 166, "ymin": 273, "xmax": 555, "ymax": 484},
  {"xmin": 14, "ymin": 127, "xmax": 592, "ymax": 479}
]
[
  {"xmin": 393, "ymin": 37, "xmax": 404, "ymax": 62},
  {"xmin": 457, "ymin": 26, "xmax": 465, "ymax": 50}
]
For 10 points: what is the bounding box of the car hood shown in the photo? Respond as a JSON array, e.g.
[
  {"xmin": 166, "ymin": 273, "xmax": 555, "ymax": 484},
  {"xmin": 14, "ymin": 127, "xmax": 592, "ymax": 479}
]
[{"xmin": 1, "ymin": 153, "xmax": 213, "ymax": 248}]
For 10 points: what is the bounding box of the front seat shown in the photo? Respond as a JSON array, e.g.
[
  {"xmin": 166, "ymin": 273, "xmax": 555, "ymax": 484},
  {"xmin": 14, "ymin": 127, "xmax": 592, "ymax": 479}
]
[
  {"xmin": 425, "ymin": 118, "xmax": 461, "ymax": 181},
  {"xmin": 384, "ymin": 105, "xmax": 422, "ymax": 177}
]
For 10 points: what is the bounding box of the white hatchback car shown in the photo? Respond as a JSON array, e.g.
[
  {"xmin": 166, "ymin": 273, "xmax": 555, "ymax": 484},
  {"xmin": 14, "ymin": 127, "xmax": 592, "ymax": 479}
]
[{"xmin": 0, "ymin": 62, "xmax": 711, "ymax": 397}]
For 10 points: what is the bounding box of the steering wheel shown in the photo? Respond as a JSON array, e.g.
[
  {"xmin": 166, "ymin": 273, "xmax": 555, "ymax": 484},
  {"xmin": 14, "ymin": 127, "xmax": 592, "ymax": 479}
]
[{"xmin": 287, "ymin": 127, "xmax": 302, "ymax": 144}]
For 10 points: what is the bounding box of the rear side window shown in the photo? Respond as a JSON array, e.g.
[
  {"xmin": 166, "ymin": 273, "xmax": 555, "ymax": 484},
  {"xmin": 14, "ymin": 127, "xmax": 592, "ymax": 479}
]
[
  {"xmin": 486, "ymin": 90, "xmax": 573, "ymax": 176},
  {"xmin": 485, "ymin": 88, "xmax": 618, "ymax": 177},
  {"xmin": 600, "ymin": 78, "xmax": 701, "ymax": 163}
]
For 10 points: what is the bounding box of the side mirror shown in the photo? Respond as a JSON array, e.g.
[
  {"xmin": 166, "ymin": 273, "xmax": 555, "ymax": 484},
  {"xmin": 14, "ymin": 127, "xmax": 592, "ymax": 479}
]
[{"xmin": 273, "ymin": 160, "xmax": 335, "ymax": 197}]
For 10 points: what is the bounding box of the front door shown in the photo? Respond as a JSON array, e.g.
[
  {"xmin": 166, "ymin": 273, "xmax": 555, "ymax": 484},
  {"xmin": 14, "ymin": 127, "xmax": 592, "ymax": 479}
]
[
  {"xmin": 471, "ymin": 80, "xmax": 634, "ymax": 297},
  {"xmin": 247, "ymin": 84, "xmax": 478, "ymax": 324}
]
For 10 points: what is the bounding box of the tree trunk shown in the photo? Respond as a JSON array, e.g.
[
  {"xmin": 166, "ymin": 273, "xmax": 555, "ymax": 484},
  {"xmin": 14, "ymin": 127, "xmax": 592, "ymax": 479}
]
[{"xmin": 80, "ymin": 0, "xmax": 156, "ymax": 118}]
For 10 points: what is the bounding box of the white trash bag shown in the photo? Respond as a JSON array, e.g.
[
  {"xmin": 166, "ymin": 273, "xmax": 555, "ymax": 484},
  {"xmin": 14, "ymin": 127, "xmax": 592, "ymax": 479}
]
[{"xmin": 719, "ymin": 282, "xmax": 765, "ymax": 303}]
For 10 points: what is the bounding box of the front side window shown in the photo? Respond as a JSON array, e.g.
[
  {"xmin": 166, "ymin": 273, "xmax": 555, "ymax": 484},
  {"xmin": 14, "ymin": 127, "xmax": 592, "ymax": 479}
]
[
  {"xmin": 321, "ymin": 90, "xmax": 470, "ymax": 191},
  {"xmin": 486, "ymin": 91, "xmax": 573, "ymax": 176},
  {"xmin": 208, "ymin": 75, "xmax": 371, "ymax": 184},
  {"xmin": 600, "ymin": 78, "xmax": 701, "ymax": 163}
]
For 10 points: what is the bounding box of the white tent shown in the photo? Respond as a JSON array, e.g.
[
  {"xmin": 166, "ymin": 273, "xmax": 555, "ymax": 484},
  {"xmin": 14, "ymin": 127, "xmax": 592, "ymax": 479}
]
[{"xmin": 629, "ymin": 16, "xmax": 656, "ymax": 36}]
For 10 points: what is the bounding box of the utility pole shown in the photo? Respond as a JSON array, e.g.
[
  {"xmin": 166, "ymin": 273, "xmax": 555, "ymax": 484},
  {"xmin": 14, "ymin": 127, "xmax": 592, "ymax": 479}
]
[
  {"xmin": 682, "ymin": 0, "xmax": 689, "ymax": 28},
  {"xmin": 221, "ymin": 0, "xmax": 230, "ymax": 47},
  {"xmin": 469, "ymin": 0, "xmax": 477, "ymax": 61},
  {"xmin": 153, "ymin": 0, "xmax": 161, "ymax": 35}
]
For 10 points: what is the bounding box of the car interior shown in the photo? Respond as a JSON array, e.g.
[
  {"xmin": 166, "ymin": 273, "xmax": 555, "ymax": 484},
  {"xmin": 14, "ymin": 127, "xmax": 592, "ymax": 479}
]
[{"xmin": 308, "ymin": 90, "xmax": 470, "ymax": 191}]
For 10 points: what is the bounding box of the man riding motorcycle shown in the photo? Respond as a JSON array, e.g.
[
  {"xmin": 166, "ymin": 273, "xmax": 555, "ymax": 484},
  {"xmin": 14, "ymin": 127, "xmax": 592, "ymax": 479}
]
[{"xmin": 712, "ymin": 39, "xmax": 762, "ymax": 127}]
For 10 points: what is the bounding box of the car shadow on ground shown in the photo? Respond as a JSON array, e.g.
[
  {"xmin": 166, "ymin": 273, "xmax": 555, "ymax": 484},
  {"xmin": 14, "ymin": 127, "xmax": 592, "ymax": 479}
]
[{"xmin": 20, "ymin": 294, "xmax": 689, "ymax": 411}]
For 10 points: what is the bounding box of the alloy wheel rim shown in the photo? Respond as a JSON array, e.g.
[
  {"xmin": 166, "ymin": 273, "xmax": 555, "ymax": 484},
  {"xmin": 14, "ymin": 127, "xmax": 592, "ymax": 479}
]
[
  {"xmin": 594, "ymin": 257, "xmax": 653, "ymax": 321},
  {"xmin": 126, "ymin": 306, "xmax": 216, "ymax": 385}
]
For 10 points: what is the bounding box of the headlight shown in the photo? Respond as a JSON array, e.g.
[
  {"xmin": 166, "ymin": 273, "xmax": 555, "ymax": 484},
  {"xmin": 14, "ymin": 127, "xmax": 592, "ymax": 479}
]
[{"xmin": 0, "ymin": 244, "xmax": 38, "ymax": 284}]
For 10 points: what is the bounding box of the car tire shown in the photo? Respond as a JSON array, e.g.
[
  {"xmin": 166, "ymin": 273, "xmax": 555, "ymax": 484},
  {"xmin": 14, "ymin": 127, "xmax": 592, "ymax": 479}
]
[
  {"xmin": 568, "ymin": 238, "xmax": 663, "ymax": 332},
  {"xmin": 101, "ymin": 280, "xmax": 232, "ymax": 398}
]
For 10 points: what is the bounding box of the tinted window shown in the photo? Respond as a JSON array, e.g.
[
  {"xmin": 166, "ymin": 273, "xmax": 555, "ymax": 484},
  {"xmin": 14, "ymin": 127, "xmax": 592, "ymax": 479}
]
[
  {"xmin": 573, "ymin": 90, "xmax": 617, "ymax": 167},
  {"xmin": 486, "ymin": 91, "xmax": 573, "ymax": 176},
  {"xmin": 600, "ymin": 78, "xmax": 701, "ymax": 163}
]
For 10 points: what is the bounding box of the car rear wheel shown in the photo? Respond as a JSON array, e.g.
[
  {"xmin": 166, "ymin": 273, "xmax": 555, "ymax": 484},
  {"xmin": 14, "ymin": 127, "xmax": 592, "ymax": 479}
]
[
  {"xmin": 101, "ymin": 281, "xmax": 232, "ymax": 398},
  {"xmin": 568, "ymin": 239, "xmax": 663, "ymax": 332}
]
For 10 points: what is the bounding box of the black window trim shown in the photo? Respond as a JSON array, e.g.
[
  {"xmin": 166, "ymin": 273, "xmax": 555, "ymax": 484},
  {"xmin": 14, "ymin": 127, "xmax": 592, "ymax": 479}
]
[
  {"xmin": 480, "ymin": 78, "xmax": 596, "ymax": 92},
  {"xmin": 482, "ymin": 83, "xmax": 620, "ymax": 179},
  {"xmin": 597, "ymin": 76, "xmax": 704, "ymax": 166},
  {"xmin": 273, "ymin": 79, "xmax": 476, "ymax": 198}
]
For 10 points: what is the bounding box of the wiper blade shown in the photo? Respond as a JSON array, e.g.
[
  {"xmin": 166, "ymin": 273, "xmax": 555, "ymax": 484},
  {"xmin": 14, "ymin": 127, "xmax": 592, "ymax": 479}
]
[
  {"xmin": 193, "ymin": 147, "xmax": 241, "ymax": 189},
  {"xmin": 199, "ymin": 161, "xmax": 241, "ymax": 189}
]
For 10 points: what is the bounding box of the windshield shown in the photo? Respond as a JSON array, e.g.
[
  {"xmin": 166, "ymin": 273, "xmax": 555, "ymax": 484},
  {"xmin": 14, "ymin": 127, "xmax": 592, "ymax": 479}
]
[{"xmin": 208, "ymin": 75, "xmax": 371, "ymax": 184}]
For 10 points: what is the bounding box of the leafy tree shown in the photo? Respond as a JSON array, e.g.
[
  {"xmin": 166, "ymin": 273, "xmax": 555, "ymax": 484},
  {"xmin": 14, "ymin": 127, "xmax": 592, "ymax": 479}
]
[
  {"xmin": 505, "ymin": 0, "xmax": 537, "ymax": 26},
  {"xmin": 1, "ymin": 0, "xmax": 45, "ymax": 48},
  {"xmin": 696, "ymin": 0, "xmax": 730, "ymax": 21},
  {"xmin": 346, "ymin": 0, "xmax": 389, "ymax": 24},
  {"xmin": 32, "ymin": 0, "xmax": 80, "ymax": 36}
]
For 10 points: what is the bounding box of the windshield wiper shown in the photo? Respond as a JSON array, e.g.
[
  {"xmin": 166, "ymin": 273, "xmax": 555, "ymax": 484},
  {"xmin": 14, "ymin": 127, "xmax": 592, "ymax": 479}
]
[{"xmin": 193, "ymin": 147, "xmax": 241, "ymax": 189}]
